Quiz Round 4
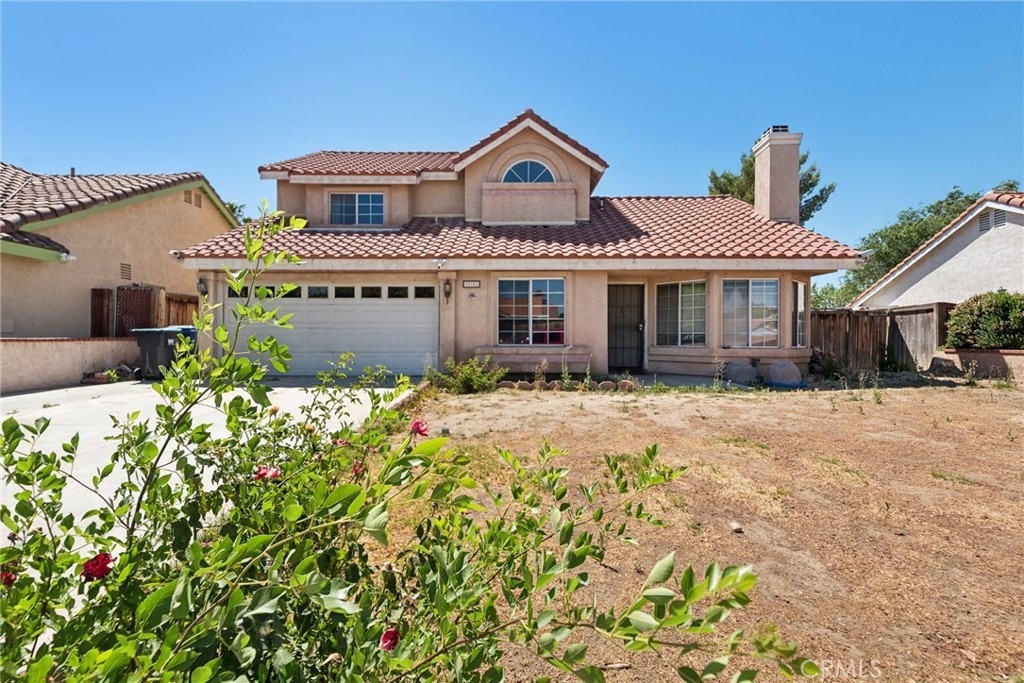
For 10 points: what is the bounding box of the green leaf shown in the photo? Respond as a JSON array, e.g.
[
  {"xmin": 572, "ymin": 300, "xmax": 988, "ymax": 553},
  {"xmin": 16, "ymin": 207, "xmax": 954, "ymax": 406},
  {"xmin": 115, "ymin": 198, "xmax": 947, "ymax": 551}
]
[
  {"xmin": 322, "ymin": 484, "xmax": 361, "ymax": 514},
  {"xmin": 642, "ymin": 587, "xmax": 676, "ymax": 605},
  {"xmin": 563, "ymin": 643, "xmax": 588, "ymax": 666},
  {"xmin": 535, "ymin": 609, "xmax": 555, "ymax": 629},
  {"xmin": 702, "ymin": 657, "xmax": 729, "ymax": 678},
  {"xmin": 363, "ymin": 502, "xmax": 389, "ymax": 545},
  {"xmin": 482, "ymin": 667, "xmax": 505, "ymax": 683},
  {"xmin": 282, "ymin": 504, "xmax": 303, "ymax": 522},
  {"xmin": 792, "ymin": 658, "xmax": 820, "ymax": 676},
  {"xmin": 136, "ymin": 582, "xmax": 178, "ymax": 631},
  {"xmin": 241, "ymin": 587, "xmax": 286, "ymax": 619},
  {"xmin": 190, "ymin": 666, "xmax": 213, "ymax": 683},
  {"xmin": 627, "ymin": 611, "xmax": 660, "ymax": 632},
  {"xmin": 574, "ymin": 666, "xmax": 606, "ymax": 683},
  {"xmin": 644, "ymin": 551, "xmax": 675, "ymax": 588},
  {"xmin": 730, "ymin": 670, "xmax": 758, "ymax": 683},
  {"xmin": 677, "ymin": 667, "xmax": 702, "ymax": 683},
  {"xmin": 26, "ymin": 655, "xmax": 53, "ymax": 683}
]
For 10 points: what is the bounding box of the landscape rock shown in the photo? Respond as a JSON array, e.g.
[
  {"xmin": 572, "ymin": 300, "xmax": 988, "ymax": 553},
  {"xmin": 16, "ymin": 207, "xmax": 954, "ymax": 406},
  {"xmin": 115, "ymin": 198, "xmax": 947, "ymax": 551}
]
[
  {"xmin": 497, "ymin": 381, "xmax": 517, "ymax": 390},
  {"xmin": 617, "ymin": 380, "xmax": 636, "ymax": 392},
  {"xmin": 724, "ymin": 361, "xmax": 757, "ymax": 385},
  {"xmin": 766, "ymin": 361, "xmax": 802, "ymax": 386},
  {"xmin": 730, "ymin": 521, "xmax": 744, "ymax": 533},
  {"xmin": 588, "ymin": 381, "xmax": 600, "ymax": 391},
  {"xmin": 533, "ymin": 380, "xmax": 547, "ymax": 391},
  {"xmin": 598, "ymin": 380, "xmax": 617, "ymax": 391},
  {"xmin": 547, "ymin": 380, "xmax": 563, "ymax": 391},
  {"xmin": 515, "ymin": 381, "xmax": 533, "ymax": 391}
]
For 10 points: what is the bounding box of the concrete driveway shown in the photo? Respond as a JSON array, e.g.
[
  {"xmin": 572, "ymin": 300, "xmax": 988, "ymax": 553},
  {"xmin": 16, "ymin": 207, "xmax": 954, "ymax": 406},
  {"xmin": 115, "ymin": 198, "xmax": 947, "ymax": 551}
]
[{"xmin": 1, "ymin": 379, "xmax": 383, "ymax": 528}]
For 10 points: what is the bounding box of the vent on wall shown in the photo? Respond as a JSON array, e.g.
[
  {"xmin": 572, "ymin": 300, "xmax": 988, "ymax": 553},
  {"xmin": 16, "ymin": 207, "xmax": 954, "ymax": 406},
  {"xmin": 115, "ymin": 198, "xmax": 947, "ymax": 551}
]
[
  {"xmin": 193, "ymin": 191, "xmax": 203, "ymax": 208},
  {"xmin": 978, "ymin": 212, "xmax": 991, "ymax": 232},
  {"xmin": 993, "ymin": 209, "xmax": 1006, "ymax": 227},
  {"xmin": 120, "ymin": 263, "xmax": 132, "ymax": 280},
  {"xmin": 184, "ymin": 189, "xmax": 193, "ymax": 205}
]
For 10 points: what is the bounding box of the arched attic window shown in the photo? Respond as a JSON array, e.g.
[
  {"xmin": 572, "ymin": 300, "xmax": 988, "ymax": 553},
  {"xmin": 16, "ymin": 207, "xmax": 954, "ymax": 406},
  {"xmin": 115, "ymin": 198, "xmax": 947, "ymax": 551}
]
[{"xmin": 502, "ymin": 160, "xmax": 555, "ymax": 183}]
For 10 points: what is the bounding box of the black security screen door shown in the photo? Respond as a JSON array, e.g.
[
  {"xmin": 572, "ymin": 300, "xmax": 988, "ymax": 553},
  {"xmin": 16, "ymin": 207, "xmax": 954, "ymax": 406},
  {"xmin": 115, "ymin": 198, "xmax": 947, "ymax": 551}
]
[{"xmin": 608, "ymin": 285, "xmax": 645, "ymax": 370}]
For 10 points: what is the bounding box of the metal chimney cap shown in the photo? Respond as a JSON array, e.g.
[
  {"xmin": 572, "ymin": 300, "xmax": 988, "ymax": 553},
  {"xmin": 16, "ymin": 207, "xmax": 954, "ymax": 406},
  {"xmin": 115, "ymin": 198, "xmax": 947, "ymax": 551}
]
[{"xmin": 761, "ymin": 125, "xmax": 790, "ymax": 139}]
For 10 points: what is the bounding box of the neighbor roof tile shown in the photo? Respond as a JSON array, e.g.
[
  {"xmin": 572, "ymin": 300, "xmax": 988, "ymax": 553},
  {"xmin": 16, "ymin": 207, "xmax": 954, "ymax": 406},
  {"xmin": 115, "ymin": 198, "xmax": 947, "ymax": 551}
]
[{"xmin": 258, "ymin": 151, "xmax": 458, "ymax": 176}]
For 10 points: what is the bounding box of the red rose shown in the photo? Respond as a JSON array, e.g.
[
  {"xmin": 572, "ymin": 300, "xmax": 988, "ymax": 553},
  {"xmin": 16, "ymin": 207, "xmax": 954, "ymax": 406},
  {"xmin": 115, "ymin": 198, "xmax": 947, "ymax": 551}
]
[
  {"xmin": 380, "ymin": 627, "xmax": 399, "ymax": 651},
  {"xmin": 352, "ymin": 462, "xmax": 365, "ymax": 477},
  {"xmin": 410, "ymin": 419, "xmax": 428, "ymax": 437},
  {"xmin": 81, "ymin": 552, "xmax": 114, "ymax": 581},
  {"xmin": 1, "ymin": 571, "xmax": 15, "ymax": 587},
  {"xmin": 254, "ymin": 466, "xmax": 281, "ymax": 481}
]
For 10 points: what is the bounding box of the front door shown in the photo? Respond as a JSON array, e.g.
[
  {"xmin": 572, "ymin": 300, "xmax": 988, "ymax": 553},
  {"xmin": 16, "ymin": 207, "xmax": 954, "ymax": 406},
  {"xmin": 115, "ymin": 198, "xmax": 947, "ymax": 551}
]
[{"xmin": 607, "ymin": 285, "xmax": 645, "ymax": 371}]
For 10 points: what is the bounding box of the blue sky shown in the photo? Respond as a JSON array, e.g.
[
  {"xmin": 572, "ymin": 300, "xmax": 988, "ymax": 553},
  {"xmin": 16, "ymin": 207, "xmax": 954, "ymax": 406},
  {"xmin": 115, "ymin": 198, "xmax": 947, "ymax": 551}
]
[{"xmin": 3, "ymin": 1, "xmax": 1021, "ymax": 283}]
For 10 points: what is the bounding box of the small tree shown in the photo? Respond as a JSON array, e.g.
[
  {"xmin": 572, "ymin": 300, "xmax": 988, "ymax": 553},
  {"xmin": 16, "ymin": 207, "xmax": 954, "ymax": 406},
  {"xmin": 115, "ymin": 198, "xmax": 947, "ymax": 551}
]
[{"xmin": 708, "ymin": 150, "xmax": 836, "ymax": 224}]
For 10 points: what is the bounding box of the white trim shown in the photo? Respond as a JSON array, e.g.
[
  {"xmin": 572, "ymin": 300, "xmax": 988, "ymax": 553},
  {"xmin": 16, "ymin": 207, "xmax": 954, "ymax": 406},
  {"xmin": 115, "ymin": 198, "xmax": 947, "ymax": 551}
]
[
  {"xmin": 185, "ymin": 257, "xmax": 862, "ymax": 273},
  {"xmin": 291, "ymin": 174, "xmax": 419, "ymax": 185},
  {"xmin": 849, "ymin": 199, "xmax": 1024, "ymax": 309},
  {"xmin": 482, "ymin": 221, "xmax": 578, "ymax": 227},
  {"xmin": 751, "ymin": 131, "xmax": 802, "ymax": 157},
  {"xmin": 259, "ymin": 171, "xmax": 290, "ymax": 180},
  {"xmin": 419, "ymin": 171, "xmax": 459, "ymax": 181},
  {"xmin": 454, "ymin": 119, "xmax": 606, "ymax": 174}
]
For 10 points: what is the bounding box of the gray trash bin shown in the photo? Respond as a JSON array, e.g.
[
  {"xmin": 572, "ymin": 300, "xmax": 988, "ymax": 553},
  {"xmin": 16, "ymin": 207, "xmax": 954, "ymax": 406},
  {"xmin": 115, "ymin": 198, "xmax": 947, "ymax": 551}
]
[{"xmin": 132, "ymin": 326, "xmax": 197, "ymax": 379}]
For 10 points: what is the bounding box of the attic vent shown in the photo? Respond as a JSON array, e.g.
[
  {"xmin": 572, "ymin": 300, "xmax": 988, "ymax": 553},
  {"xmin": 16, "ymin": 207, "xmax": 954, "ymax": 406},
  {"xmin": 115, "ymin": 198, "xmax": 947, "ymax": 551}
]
[
  {"xmin": 184, "ymin": 189, "xmax": 193, "ymax": 204},
  {"xmin": 120, "ymin": 263, "xmax": 132, "ymax": 280},
  {"xmin": 978, "ymin": 212, "xmax": 991, "ymax": 232},
  {"xmin": 193, "ymin": 191, "xmax": 203, "ymax": 209},
  {"xmin": 993, "ymin": 209, "xmax": 1006, "ymax": 227}
]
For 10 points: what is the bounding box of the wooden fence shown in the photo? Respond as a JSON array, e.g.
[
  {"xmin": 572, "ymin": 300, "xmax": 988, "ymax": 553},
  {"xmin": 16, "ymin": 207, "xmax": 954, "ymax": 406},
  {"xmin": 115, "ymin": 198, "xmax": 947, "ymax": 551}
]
[{"xmin": 811, "ymin": 303, "xmax": 955, "ymax": 371}]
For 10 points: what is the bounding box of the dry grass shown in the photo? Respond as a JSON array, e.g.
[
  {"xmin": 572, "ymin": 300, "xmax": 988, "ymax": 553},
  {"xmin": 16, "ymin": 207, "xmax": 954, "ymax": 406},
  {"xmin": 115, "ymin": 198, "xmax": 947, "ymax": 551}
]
[{"xmin": 413, "ymin": 381, "xmax": 1024, "ymax": 682}]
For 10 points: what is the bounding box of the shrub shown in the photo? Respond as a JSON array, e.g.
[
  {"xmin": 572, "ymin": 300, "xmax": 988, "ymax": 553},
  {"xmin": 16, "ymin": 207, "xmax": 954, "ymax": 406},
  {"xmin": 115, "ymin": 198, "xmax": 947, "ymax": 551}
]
[
  {"xmin": 809, "ymin": 347, "xmax": 846, "ymax": 379},
  {"xmin": 0, "ymin": 208, "xmax": 815, "ymax": 682},
  {"xmin": 946, "ymin": 290, "xmax": 1024, "ymax": 349},
  {"xmin": 427, "ymin": 354, "xmax": 508, "ymax": 394}
]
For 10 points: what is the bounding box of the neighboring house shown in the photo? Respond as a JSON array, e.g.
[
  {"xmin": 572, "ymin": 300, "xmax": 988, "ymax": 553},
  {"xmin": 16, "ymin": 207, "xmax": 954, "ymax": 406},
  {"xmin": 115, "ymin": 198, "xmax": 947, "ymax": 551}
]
[
  {"xmin": 850, "ymin": 191, "xmax": 1024, "ymax": 309},
  {"xmin": 180, "ymin": 110, "xmax": 860, "ymax": 377},
  {"xmin": 1, "ymin": 162, "xmax": 237, "ymax": 337}
]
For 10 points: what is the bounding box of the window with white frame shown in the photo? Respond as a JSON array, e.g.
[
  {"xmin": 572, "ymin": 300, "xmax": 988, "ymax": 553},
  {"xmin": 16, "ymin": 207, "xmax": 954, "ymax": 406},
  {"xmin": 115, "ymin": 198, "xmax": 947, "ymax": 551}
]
[
  {"xmin": 792, "ymin": 281, "xmax": 807, "ymax": 348},
  {"xmin": 723, "ymin": 279, "xmax": 779, "ymax": 348},
  {"xmin": 329, "ymin": 193, "xmax": 384, "ymax": 226},
  {"xmin": 498, "ymin": 278, "xmax": 564, "ymax": 345},
  {"xmin": 502, "ymin": 160, "xmax": 555, "ymax": 183},
  {"xmin": 656, "ymin": 281, "xmax": 706, "ymax": 346}
]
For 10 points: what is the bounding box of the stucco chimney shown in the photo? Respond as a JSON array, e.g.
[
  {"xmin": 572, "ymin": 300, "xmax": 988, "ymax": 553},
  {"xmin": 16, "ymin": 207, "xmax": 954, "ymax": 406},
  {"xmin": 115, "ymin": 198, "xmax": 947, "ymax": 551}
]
[{"xmin": 752, "ymin": 125, "xmax": 802, "ymax": 223}]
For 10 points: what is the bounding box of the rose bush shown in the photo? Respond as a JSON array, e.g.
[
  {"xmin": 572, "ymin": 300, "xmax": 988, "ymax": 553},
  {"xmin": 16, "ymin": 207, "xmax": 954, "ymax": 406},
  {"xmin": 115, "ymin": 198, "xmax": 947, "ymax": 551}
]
[{"xmin": 0, "ymin": 207, "xmax": 818, "ymax": 682}]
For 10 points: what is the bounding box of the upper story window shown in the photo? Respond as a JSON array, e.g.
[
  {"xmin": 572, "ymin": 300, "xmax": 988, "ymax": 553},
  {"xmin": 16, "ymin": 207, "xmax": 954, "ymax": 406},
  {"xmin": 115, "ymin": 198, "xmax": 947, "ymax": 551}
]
[
  {"xmin": 330, "ymin": 192, "xmax": 384, "ymax": 226},
  {"xmin": 502, "ymin": 160, "xmax": 555, "ymax": 183}
]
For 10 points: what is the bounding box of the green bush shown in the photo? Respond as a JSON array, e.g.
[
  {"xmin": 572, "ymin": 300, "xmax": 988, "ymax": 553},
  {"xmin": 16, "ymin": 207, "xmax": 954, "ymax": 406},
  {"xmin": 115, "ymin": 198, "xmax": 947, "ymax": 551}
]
[
  {"xmin": 426, "ymin": 355, "xmax": 508, "ymax": 394},
  {"xmin": 945, "ymin": 290, "xmax": 1024, "ymax": 349}
]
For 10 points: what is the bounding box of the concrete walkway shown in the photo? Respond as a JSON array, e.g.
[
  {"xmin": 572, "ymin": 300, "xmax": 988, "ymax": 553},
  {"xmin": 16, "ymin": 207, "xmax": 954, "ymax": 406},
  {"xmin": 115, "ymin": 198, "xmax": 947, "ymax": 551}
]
[{"xmin": 1, "ymin": 379, "xmax": 381, "ymax": 528}]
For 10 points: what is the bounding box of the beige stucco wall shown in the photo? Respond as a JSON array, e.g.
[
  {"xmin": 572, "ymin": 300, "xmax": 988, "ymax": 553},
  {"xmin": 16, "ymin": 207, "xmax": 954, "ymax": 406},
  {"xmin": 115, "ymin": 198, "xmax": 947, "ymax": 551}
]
[
  {"xmin": 0, "ymin": 338, "xmax": 140, "ymax": 394},
  {"xmin": 277, "ymin": 180, "xmax": 307, "ymax": 217},
  {"xmin": 464, "ymin": 128, "xmax": 592, "ymax": 223},
  {"xmin": 300, "ymin": 184, "xmax": 412, "ymax": 227},
  {"xmin": 1, "ymin": 189, "xmax": 234, "ymax": 338},
  {"xmin": 412, "ymin": 179, "xmax": 465, "ymax": 217},
  {"xmin": 858, "ymin": 211, "xmax": 1024, "ymax": 309}
]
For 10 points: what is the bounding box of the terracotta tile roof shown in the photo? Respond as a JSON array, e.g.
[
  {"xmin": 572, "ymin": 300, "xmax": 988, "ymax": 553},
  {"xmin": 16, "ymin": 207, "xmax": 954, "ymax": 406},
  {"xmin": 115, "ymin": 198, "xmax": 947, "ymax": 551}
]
[
  {"xmin": 0, "ymin": 228, "xmax": 70, "ymax": 254},
  {"xmin": 0, "ymin": 161, "xmax": 210, "ymax": 233},
  {"xmin": 257, "ymin": 109, "xmax": 608, "ymax": 178},
  {"xmin": 258, "ymin": 151, "xmax": 459, "ymax": 177},
  {"xmin": 181, "ymin": 195, "xmax": 859, "ymax": 261},
  {"xmin": 455, "ymin": 109, "xmax": 608, "ymax": 169},
  {"xmin": 985, "ymin": 190, "xmax": 1024, "ymax": 208},
  {"xmin": 852, "ymin": 189, "xmax": 1024, "ymax": 306}
]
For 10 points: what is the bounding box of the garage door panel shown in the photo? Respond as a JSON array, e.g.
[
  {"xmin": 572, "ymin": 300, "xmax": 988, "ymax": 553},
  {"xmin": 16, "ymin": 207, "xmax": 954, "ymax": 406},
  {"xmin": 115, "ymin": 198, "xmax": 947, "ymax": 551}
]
[{"xmin": 228, "ymin": 283, "xmax": 438, "ymax": 375}]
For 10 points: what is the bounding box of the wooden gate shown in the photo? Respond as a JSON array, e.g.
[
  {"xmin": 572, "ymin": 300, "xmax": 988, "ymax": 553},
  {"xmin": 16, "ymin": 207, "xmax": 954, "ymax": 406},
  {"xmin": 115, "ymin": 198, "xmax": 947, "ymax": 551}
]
[{"xmin": 166, "ymin": 294, "xmax": 199, "ymax": 326}]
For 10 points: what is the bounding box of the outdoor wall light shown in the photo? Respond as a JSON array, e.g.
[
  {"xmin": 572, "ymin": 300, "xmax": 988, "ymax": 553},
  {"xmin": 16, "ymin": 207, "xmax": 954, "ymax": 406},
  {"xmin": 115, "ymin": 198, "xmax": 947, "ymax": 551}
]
[
  {"xmin": 197, "ymin": 279, "xmax": 209, "ymax": 296},
  {"xmin": 443, "ymin": 278, "xmax": 452, "ymax": 303}
]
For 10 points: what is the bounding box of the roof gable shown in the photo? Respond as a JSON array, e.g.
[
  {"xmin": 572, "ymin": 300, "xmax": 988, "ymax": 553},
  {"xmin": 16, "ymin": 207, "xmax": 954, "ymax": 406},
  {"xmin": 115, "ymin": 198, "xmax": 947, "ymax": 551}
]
[
  {"xmin": 453, "ymin": 109, "xmax": 608, "ymax": 176},
  {"xmin": 850, "ymin": 191, "xmax": 1024, "ymax": 308}
]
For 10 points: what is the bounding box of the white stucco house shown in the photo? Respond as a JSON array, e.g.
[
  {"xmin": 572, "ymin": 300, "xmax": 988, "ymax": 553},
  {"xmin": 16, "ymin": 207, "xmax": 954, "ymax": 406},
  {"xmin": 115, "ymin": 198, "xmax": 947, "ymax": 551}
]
[{"xmin": 850, "ymin": 190, "xmax": 1024, "ymax": 309}]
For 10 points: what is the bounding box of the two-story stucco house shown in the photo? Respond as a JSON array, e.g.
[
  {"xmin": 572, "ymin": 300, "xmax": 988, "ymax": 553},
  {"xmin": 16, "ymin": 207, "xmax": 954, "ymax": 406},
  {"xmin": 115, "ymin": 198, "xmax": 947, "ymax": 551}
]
[{"xmin": 180, "ymin": 110, "xmax": 861, "ymax": 377}]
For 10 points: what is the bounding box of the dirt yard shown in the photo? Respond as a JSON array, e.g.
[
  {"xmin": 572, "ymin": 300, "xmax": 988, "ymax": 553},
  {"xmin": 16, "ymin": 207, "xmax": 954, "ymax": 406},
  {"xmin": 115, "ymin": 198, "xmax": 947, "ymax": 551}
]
[{"xmin": 412, "ymin": 380, "xmax": 1024, "ymax": 683}]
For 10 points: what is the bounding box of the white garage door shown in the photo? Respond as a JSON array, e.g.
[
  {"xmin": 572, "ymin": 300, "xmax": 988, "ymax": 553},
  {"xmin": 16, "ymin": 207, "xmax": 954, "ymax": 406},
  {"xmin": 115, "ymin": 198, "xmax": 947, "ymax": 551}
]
[{"xmin": 229, "ymin": 282, "xmax": 439, "ymax": 376}]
